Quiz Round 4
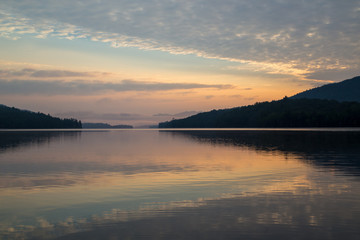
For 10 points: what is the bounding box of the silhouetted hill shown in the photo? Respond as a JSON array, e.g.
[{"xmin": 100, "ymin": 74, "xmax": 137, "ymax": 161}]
[
  {"xmin": 291, "ymin": 76, "xmax": 360, "ymax": 102},
  {"xmin": 159, "ymin": 98, "xmax": 360, "ymax": 128},
  {"xmin": 0, "ymin": 104, "xmax": 82, "ymax": 129},
  {"xmin": 82, "ymin": 122, "xmax": 133, "ymax": 129}
]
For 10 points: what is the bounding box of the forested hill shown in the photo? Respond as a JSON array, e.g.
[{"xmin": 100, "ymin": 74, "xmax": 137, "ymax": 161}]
[
  {"xmin": 291, "ymin": 76, "xmax": 360, "ymax": 102},
  {"xmin": 0, "ymin": 104, "xmax": 82, "ymax": 129},
  {"xmin": 158, "ymin": 98, "xmax": 360, "ymax": 128}
]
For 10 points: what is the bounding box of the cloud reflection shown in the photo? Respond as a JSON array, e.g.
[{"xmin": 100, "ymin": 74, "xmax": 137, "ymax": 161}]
[
  {"xmin": 1, "ymin": 130, "xmax": 360, "ymax": 239},
  {"xmin": 2, "ymin": 175, "xmax": 360, "ymax": 240}
]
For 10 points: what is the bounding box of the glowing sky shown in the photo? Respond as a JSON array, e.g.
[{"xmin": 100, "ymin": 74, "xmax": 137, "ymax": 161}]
[{"xmin": 1, "ymin": 0, "xmax": 359, "ymax": 126}]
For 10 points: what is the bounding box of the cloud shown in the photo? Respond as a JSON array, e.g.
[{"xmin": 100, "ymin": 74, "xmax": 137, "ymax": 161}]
[
  {"xmin": 1, "ymin": 0, "xmax": 360, "ymax": 79},
  {"xmin": 30, "ymin": 70, "xmax": 94, "ymax": 78},
  {"xmin": 304, "ymin": 69, "xmax": 360, "ymax": 81},
  {"xmin": 0, "ymin": 79, "xmax": 233, "ymax": 95},
  {"xmin": 153, "ymin": 111, "xmax": 200, "ymax": 118},
  {"xmin": 0, "ymin": 68, "xmax": 96, "ymax": 78},
  {"xmin": 56, "ymin": 111, "xmax": 146, "ymax": 121}
]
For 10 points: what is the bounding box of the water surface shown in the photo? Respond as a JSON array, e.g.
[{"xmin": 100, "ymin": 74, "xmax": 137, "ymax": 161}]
[{"xmin": 1, "ymin": 129, "xmax": 360, "ymax": 239}]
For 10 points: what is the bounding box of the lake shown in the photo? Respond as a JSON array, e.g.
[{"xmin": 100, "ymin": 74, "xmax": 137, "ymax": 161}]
[{"xmin": 1, "ymin": 129, "xmax": 360, "ymax": 239}]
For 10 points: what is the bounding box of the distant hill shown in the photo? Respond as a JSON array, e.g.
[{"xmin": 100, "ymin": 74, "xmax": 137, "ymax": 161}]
[
  {"xmin": 291, "ymin": 76, "xmax": 360, "ymax": 102},
  {"xmin": 82, "ymin": 122, "xmax": 133, "ymax": 129},
  {"xmin": 159, "ymin": 98, "xmax": 360, "ymax": 128},
  {"xmin": 0, "ymin": 104, "xmax": 82, "ymax": 129}
]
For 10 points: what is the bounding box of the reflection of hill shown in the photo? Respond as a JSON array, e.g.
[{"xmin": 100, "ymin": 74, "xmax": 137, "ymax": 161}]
[
  {"xmin": 0, "ymin": 130, "xmax": 190, "ymax": 178},
  {"xmin": 161, "ymin": 130, "xmax": 360, "ymax": 176},
  {"xmin": 0, "ymin": 131, "xmax": 81, "ymax": 153}
]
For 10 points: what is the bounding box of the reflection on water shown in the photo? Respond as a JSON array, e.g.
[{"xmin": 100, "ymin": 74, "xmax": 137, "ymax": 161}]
[
  {"xmin": 0, "ymin": 131, "xmax": 81, "ymax": 153},
  {"xmin": 164, "ymin": 130, "xmax": 360, "ymax": 176},
  {"xmin": 0, "ymin": 129, "xmax": 360, "ymax": 239}
]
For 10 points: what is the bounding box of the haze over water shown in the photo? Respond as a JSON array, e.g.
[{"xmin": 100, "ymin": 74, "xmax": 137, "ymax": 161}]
[{"xmin": 1, "ymin": 129, "xmax": 360, "ymax": 239}]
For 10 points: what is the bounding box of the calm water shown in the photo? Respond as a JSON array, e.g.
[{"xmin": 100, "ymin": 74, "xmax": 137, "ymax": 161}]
[{"xmin": 1, "ymin": 129, "xmax": 360, "ymax": 239}]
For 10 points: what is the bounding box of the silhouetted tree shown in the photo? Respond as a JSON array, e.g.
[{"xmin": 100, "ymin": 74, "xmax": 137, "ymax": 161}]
[
  {"xmin": 0, "ymin": 104, "xmax": 82, "ymax": 129},
  {"xmin": 159, "ymin": 98, "xmax": 360, "ymax": 128}
]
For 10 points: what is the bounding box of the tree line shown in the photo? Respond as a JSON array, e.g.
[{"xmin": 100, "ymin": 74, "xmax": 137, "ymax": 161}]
[
  {"xmin": 0, "ymin": 104, "xmax": 82, "ymax": 129},
  {"xmin": 159, "ymin": 98, "xmax": 360, "ymax": 128}
]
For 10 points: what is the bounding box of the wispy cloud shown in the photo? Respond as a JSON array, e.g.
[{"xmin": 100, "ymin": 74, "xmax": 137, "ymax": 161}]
[
  {"xmin": 1, "ymin": 0, "xmax": 359, "ymax": 79},
  {"xmin": 56, "ymin": 111, "xmax": 146, "ymax": 121},
  {"xmin": 0, "ymin": 79, "xmax": 233, "ymax": 95},
  {"xmin": 153, "ymin": 111, "xmax": 200, "ymax": 118},
  {"xmin": 0, "ymin": 68, "xmax": 96, "ymax": 78}
]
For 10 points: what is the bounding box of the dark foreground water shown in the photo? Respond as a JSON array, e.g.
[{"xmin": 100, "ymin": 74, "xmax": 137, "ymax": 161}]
[{"xmin": 1, "ymin": 129, "xmax": 360, "ymax": 239}]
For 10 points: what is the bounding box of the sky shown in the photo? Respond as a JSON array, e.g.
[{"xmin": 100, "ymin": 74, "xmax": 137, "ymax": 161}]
[{"xmin": 0, "ymin": 0, "xmax": 359, "ymax": 126}]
